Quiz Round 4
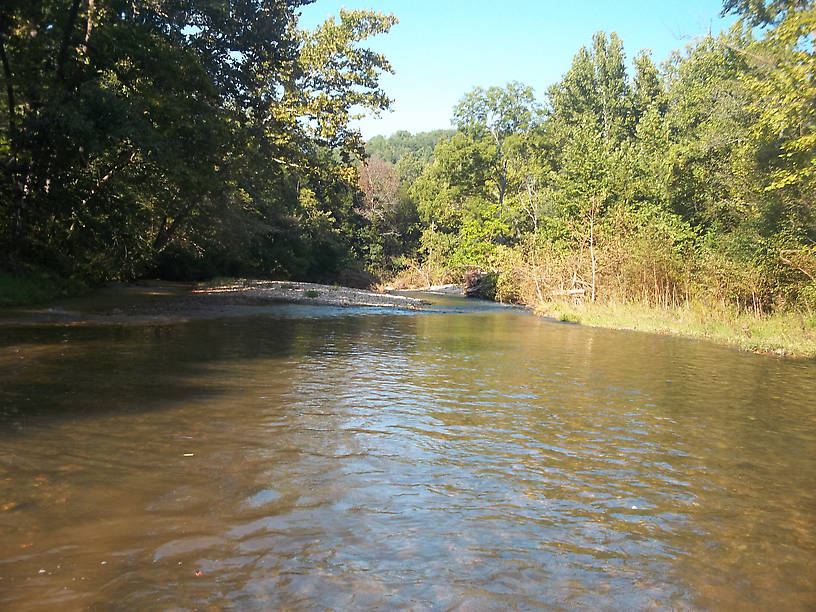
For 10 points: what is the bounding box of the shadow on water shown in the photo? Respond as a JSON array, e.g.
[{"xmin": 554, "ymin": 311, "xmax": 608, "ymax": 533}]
[
  {"xmin": 0, "ymin": 289, "xmax": 509, "ymax": 430},
  {"xmin": 0, "ymin": 311, "xmax": 420, "ymax": 431}
]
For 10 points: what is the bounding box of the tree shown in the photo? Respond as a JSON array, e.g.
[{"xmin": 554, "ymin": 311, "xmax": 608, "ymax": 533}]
[
  {"xmin": 548, "ymin": 32, "xmax": 633, "ymax": 147},
  {"xmin": 722, "ymin": 0, "xmax": 814, "ymax": 30},
  {"xmin": 632, "ymin": 50, "xmax": 666, "ymax": 120},
  {"xmin": 366, "ymin": 129, "xmax": 454, "ymax": 164},
  {"xmin": 452, "ymin": 81, "xmax": 540, "ymax": 209},
  {"xmin": 0, "ymin": 1, "xmax": 398, "ymax": 281},
  {"xmin": 723, "ymin": 1, "xmax": 815, "ymax": 219},
  {"xmin": 662, "ymin": 32, "xmax": 759, "ymax": 230},
  {"xmin": 358, "ymin": 156, "xmax": 400, "ymax": 228},
  {"xmin": 296, "ymin": 9, "xmax": 397, "ymax": 160}
]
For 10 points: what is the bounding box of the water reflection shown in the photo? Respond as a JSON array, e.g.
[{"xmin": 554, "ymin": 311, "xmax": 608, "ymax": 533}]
[{"xmin": 0, "ymin": 301, "xmax": 814, "ymax": 610}]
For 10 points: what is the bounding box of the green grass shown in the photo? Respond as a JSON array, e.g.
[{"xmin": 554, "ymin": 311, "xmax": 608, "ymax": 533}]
[
  {"xmin": 0, "ymin": 271, "xmax": 88, "ymax": 308},
  {"xmin": 534, "ymin": 300, "xmax": 816, "ymax": 358},
  {"xmin": 305, "ymin": 289, "xmax": 320, "ymax": 298}
]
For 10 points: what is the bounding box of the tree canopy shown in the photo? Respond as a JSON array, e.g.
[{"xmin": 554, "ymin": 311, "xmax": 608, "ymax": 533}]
[{"xmin": 0, "ymin": 0, "xmax": 396, "ymax": 281}]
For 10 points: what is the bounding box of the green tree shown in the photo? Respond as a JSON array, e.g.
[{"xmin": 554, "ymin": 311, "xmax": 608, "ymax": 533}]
[
  {"xmin": 723, "ymin": 0, "xmax": 814, "ymax": 220},
  {"xmin": 548, "ymin": 32, "xmax": 633, "ymax": 147},
  {"xmin": 366, "ymin": 129, "xmax": 454, "ymax": 164},
  {"xmin": 0, "ymin": 1, "xmax": 397, "ymax": 282},
  {"xmin": 452, "ymin": 81, "xmax": 540, "ymax": 209}
]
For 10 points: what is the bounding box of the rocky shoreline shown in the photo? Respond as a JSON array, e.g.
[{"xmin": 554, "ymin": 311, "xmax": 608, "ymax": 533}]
[
  {"xmin": 194, "ymin": 280, "xmax": 429, "ymax": 309},
  {"xmin": 0, "ymin": 280, "xmax": 431, "ymax": 326}
]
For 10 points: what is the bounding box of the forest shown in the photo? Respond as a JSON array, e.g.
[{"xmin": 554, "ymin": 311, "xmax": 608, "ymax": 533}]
[
  {"xmin": 0, "ymin": 0, "xmax": 396, "ymax": 290},
  {"xmin": 1, "ymin": 1, "xmax": 815, "ymax": 343},
  {"xmin": 360, "ymin": 1, "xmax": 816, "ymax": 324}
]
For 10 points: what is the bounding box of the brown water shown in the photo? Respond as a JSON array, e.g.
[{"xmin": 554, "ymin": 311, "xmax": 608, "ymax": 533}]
[{"xmin": 1, "ymin": 295, "xmax": 814, "ymax": 610}]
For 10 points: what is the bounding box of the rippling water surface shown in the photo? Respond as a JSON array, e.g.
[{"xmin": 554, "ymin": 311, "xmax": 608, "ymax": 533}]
[{"xmin": 1, "ymin": 295, "xmax": 814, "ymax": 610}]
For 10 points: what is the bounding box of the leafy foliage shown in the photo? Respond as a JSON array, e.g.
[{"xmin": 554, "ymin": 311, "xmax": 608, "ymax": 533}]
[
  {"xmin": 366, "ymin": 129, "xmax": 454, "ymax": 164},
  {"xmin": 3, "ymin": 0, "xmax": 813, "ymax": 317},
  {"xmin": 0, "ymin": 0, "xmax": 396, "ymax": 283},
  {"xmin": 399, "ymin": 18, "xmax": 815, "ymax": 315}
]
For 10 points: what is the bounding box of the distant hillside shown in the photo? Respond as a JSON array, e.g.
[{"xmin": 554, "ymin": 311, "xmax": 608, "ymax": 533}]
[{"xmin": 366, "ymin": 129, "xmax": 455, "ymax": 164}]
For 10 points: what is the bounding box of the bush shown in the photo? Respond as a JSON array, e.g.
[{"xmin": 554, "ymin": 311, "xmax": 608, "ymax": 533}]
[{"xmin": 0, "ymin": 270, "xmax": 88, "ymax": 307}]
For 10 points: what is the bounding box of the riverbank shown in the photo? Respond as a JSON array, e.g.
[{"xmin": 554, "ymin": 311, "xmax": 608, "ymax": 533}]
[
  {"xmin": 0, "ymin": 271, "xmax": 89, "ymax": 308},
  {"xmin": 0, "ymin": 279, "xmax": 428, "ymax": 326},
  {"xmin": 380, "ymin": 268, "xmax": 816, "ymax": 358},
  {"xmin": 6, "ymin": 272, "xmax": 815, "ymax": 358},
  {"xmin": 195, "ymin": 279, "xmax": 427, "ymax": 309},
  {"xmin": 535, "ymin": 300, "xmax": 816, "ymax": 359}
]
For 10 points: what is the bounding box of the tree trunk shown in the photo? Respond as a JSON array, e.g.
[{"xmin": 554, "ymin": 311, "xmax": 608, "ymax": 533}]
[
  {"xmin": 56, "ymin": 0, "xmax": 81, "ymax": 82},
  {"xmin": 590, "ymin": 211, "xmax": 596, "ymax": 302},
  {"xmin": 85, "ymin": 0, "xmax": 95, "ymax": 44},
  {"xmin": 498, "ymin": 160, "xmax": 507, "ymax": 209},
  {"xmin": 0, "ymin": 38, "xmax": 15, "ymax": 144},
  {"xmin": 153, "ymin": 203, "xmax": 194, "ymax": 252}
]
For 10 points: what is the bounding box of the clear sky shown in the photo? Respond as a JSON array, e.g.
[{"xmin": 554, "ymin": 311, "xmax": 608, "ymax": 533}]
[{"xmin": 298, "ymin": 1, "xmax": 737, "ymax": 139}]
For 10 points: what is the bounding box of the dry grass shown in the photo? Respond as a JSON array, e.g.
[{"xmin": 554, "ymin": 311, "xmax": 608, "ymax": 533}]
[
  {"xmin": 534, "ymin": 299, "xmax": 816, "ymax": 358},
  {"xmin": 383, "ymin": 260, "xmax": 463, "ymax": 290}
]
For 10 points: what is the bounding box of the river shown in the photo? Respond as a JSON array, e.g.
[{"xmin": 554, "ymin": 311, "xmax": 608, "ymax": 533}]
[{"xmin": 1, "ymin": 293, "xmax": 814, "ymax": 610}]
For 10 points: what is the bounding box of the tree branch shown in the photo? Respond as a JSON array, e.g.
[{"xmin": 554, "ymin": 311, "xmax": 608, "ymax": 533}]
[
  {"xmin": 153, "ymin": 202, "xmax": 196, "ymax": 251},
  {"xmin": 85, "ymin": 0, "xmax": 95, "ymax": 45},
  {"xmin": 780, "ymin": 249, "xmax": 816, "ymax": 283},
  {"xmin": 74, "ymin": 150, "xmax": 138, "ymax": 224}
]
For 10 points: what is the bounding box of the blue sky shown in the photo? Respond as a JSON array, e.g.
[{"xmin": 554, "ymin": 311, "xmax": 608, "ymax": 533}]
[{"xmin": 298, "ymin": 1, "xmax": 737, "ymax": 139}]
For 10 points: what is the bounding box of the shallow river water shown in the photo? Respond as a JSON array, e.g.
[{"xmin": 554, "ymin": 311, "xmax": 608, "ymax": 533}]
[{"xmin": 1, "ymin": 294, "xmax": 814, "ymax": 610}]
